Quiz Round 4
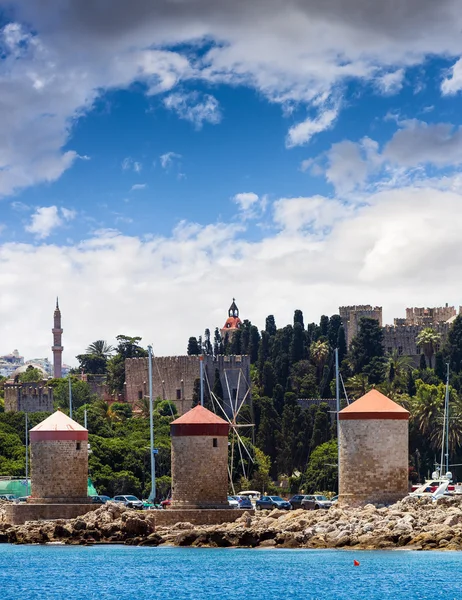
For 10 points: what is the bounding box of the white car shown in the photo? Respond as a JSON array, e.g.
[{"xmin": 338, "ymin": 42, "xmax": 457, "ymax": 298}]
[{"xmin": 228, "ymin": 496, "xmax": 239, "ymax": 509}]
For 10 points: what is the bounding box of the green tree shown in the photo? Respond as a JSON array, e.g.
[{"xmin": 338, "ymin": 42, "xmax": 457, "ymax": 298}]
[
  {"xmin": 303, "ymin": 439, "xmax": 338, "ymax": 494},
  {"xmin": 213, "ymin": 328, "xmax": 223, "ymax": 356},
  {"xmin": 290, "ymin": 322, "xmax": 305, "ymax": 364},
  {"xmin": 294, "ymin": 309, "xmax": 304, "ymax": 328},
  {"xmin": 328, "ymin": 315, "xmax": 342, "ymax": 348},
  {"xmin": 435, "ymin": 351, "xmax": 446, "ymax": 381},
  {"xmin": 261, "ymin": 362, "xmax": 276, "ymax": 398},
  {"xmin": 230, "ymin": 330, "xmax": 242, "ymax": 355},
  {"xmin": 319, "ymin": 315, "xmax": 329, "ymax": 337},
  {"xmin": 419, "ymin": 354, "xmax": 427, "ymax": 370},
  {"xmin": 212, "ymin": 368, "xmax": 224, "ymax": 401},
  {"xmin": 337, "ymin": 326, "xmax": 347, "ymax": 364},
  {"xmin": 310, "ymin": 340, "xmax": 330, "ymax": 381},
  {"xmin": 187, "ymin": 337, "xmax": 201, "ymax": 356},
  {"xmin": 86, "ymin": 340, "xmax": 114, "ymax": 358},
  {"xmin": 345, "ymin": 374, "xmax": 370, "ymax": 399},
  {"xmin": 310, "ymin": 403, "xmax": 331, "ymax": 449},
  {"xmin": 349, "ymin": 317, "xmax": 384, "ymax": 374},
  {"xmin": 248, "ymin": 326, "xmax": 260, "ymax": 364},
  {"xmin": 265, "ymin": 315, "xmax": 277, "ymax": 337},
  {"xmin": 203, "ymin": 329, "xmax": 213, "ymax": 355},
  {"xmin": 52, "ymin": 377, "xmax": 94, "ymax": 411},
  {"xmin": 255, "ymin": 397, "xmax": 281, "ymax": 479},
  {"xmin": 445, "ymin": 315, "xmax": 462, "ymax": 373},
  {"xmin": 18, "ymin": 366, "xmax": 43, "ymax": 382},
  {"xmin": 106, "ymin": 335, "xmax": 148, "ymax": 395},
  {"xmin": 416, "ymin": 328, "xmax": 441, "ymax": 369}
]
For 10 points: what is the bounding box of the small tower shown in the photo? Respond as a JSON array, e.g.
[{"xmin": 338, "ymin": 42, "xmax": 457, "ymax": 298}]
[
  {"xmin": 339, "ymin": 389, "xmax": 409, "ymax": 506},
  {"xmin": 170, "ymin": 405, "xmax": 230, "ymax": 509},
  {"xmin": 220, "ymin": 298, "xmax": 242, "ymax": 341},
  {"xmin": 52, "ymin": 298, "xmax": 63, "ymax": 378},
  {"xmin": 29, "ymin": 410, "xmax": 88, "ymax": 504}
]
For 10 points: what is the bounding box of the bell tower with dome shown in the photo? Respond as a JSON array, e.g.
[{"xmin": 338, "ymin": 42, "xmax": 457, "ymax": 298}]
[
  {"xmin": 220, "ymin": 298, "xmax": 242, "ymax": 341},
  {"xmin": 52, "ymin": 298, "xmax": 63, "ymax": 379}
]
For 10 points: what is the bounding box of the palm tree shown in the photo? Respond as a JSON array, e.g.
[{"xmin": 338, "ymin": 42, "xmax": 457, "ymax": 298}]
[
  {"xmin": 310, "ymin": 340, "xmax": 330, "ymax": 378},
  {"xmin": 95, "ymin": 399, "xmax": 120, "ymax": 424},
  {"xmin": 85, "ymin": 340, "xmax": 115, "ymax": 359},
  {"xmin": 410, "ymin": 380, "xmax": 442, "ymax": 440},
  {"xmin": 345, "ymin": 374, "xmax": 370, "ymax": 399},
  {"xmin": 416, "ymin": 328, "xmax": 441, "ymax": 369},
  {"xmin": 387, "ymin": 349, "xmax": 413, "ymax": 379}
]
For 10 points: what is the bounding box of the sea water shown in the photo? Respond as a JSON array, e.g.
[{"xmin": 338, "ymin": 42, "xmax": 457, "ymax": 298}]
[{"xmin": 1, "ymin": 545, "xmax": 461, "ymax": 599}]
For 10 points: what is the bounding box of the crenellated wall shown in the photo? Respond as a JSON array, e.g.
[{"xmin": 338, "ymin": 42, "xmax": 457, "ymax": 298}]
[
  {"xmin": 4, "ymin": 380, "xmax": 53, "ymax": 413},
  {"xmin": 124, "ymin": 355, "xmax": 251, "ymax": 415}
]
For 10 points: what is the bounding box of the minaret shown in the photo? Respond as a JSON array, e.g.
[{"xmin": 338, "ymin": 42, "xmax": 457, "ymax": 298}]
[{"xmin": 52, "ymin": 298, "xmax": 63, "ymax": 378}]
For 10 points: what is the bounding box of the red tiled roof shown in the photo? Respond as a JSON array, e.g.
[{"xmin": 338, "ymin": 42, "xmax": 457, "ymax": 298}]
[
  {"xmin": 30, "ymin": 409, "xmax": 88, "ymax": 441},
  {"xmin": 339, "ymin": 389, "xmax": 409, "ymax": 420},
  {"xmin": 171, "ymin": 405, "xmax": 228, "ymax": 425}
]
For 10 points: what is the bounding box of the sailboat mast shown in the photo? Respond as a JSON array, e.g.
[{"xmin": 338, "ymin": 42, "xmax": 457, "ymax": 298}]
[
  {"xmin": 445, "ymin": 363, "xmax": 450, "ymax": 474},
  {"xmin": 335, "ymin": 348, "xmax": 340, "ymax": 493}
]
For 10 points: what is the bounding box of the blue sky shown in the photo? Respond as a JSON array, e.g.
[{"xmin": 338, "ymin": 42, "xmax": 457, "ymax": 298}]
[{"xmin": 2, "ymin": 1, "xmax": 462, "ymax": 363}]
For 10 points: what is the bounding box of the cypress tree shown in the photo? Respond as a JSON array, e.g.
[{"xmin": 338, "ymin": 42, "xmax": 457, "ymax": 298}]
[
  {"xmin": 290, "ymin": 322, "xmax": 305, "ymax": 364},
  {"xmin": 407, "ymin": 369, "xmax": 416, "ymax": 396},
  {"xmin": 262, "ymin": 361, "xmax": 276, "ymax": 398},
  {"xmin": 294, "ymin": 309, "xmax": 304, "ymax": 329},
  {"xmin": 319, "ymin": 315, "xmax": 329, "ymax": 337},
  {"xmin": 248, "ymin": 326, "xmax": 260, "ymax": 364},
  {"xmin": 265, "ymin": 315, "xmax": 277, "ymax": 337},
  {"xmin": 435, "ymin": 351, "xmax": 446, "ymax": 381},
  {"xmin": 419, "ymin": 353, "xmax": 427, "ymax": 370},
  {"xmin": 328, "ymin": 314, "xmax": 342, "ymax": 348},
  {"xmin": 187, "ymin": 337, "xmax": 200, "ymax": 355},
  {"xmin": 337, "ymin": 326, "xmax": 347, "ymax": 363}
]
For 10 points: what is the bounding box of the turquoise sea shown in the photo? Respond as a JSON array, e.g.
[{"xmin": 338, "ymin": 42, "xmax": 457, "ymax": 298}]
[{"xmin": 1, "ymin": 545, "xmax": 461, "ymax": 599}]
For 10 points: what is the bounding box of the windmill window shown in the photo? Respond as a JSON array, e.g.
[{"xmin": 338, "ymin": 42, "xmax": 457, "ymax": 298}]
[
  {"xmin": 138, "ymin": 390, "xmax": 143, "ymax": 400},
  {"xmin": 213, "ymin": 438, "xmax": 218, "ymax": 448},
  {"xmin": 176, "ymin": 389, "xmax": 181, "ymax": 400},
  {"xmin": 76, "ymin": 442, "xmax": 81, "ymax": 451}
]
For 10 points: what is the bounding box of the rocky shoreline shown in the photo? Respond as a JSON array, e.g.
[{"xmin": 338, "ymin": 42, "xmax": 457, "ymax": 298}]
[{"xmin": 2, "ymin": 496, "xmax": 462, "ymax": 550}]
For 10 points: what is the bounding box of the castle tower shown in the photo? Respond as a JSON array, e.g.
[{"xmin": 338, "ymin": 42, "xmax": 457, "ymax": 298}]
[
  {"xmin": 339, "ymin": 389, "xmax": 409, "ymax": 506},
  {"xmin": 220, "ymin": 298, "xmax": 242, "ymax": 340},
  {"xmin": 170, "ymin": 405, "xmax": 230, "ymax": 509},
  {"xmin": 52, "ymin": 298, "xmax": 63, "ymax": 378},
  {"xmin": 29, "ymin": 410, "xmax": 89, "ymax": 504}
]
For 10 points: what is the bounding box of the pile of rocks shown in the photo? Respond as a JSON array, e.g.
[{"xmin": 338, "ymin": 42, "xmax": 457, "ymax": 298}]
[{"xmin": 3, "ymin": 496, "xmax": 462, "ymax": 550}]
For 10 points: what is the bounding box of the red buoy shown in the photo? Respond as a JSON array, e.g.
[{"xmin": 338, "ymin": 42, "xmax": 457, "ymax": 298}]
[{"xmin": 353, "ymin": 560, "xmax": 360, "ymax": 566}]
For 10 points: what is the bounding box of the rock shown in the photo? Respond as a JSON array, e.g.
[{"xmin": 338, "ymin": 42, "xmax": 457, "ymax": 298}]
[
  {"xmin": 73, "ymin": 520, "xmax": 87, "ymax": 531},
  {"xmin": 122, "ymin": 515, "xmax": 151, "ymax": 537}
]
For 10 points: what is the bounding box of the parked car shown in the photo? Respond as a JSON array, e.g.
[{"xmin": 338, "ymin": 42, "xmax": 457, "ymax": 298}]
[
  {"xmin": 0, "ymin": 494, "xmax": 16, "ymax": 502},
  {"xmin": 233, "ymin": 495, "xmax": 253, "ymax": 509},
  {"xmin": 15, "ymin": 496, "xmax": 30, "ymax": 503},
  {"xmin": 90, "ymin": 495, "xmax": 111, "ymax": 504},
  {"xmin": 301, "ymin": 495, "xmax": 332, "ymax": 510},
  {"xmin": 161, "ymin": 499, "xmax": 171, "ymax": 509},
  {"xmin": 256, "ymin": 496, "xmax": 291, "ymax": 510},
  {"xmin": 289, "ymin": 494, "xmax": 311, "ymax": 510},
  {"xmin": 331, "ymin": 495, "xmax": 338, "ymax": 504},
  {"xmin": 237, "ymin": 490, "xmax": 261, "ymax": 504},
  {"xmin": 112, "ymin": 495, "xmax": 144, "ymax": 509},
  {"xmin": 228, "ymin": 496, "xmax": 239, "ymax": 509}
]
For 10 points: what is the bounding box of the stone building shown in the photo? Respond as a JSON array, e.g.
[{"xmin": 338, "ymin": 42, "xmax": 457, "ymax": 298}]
[
  {"xmin": 4, "ymin": 410, "xmax": 96, "ymax": 524},
  {"xmin": 170, "ymin": 405, "xmax": 230, "ymax": 509},
  {"xmin": 220, "ymin": 298, "xmax": 242, "ymax": 341},
  {"xmin": 125, "ymin": 354, "xmax": 251, "ymax": 416},
  {"xmin": 4, "ymin": 379, "xmax": 53, "ymax": 413},
  {"xmin": 29, "ymin": 410, "xmax": 89, "ymax": 504},
  {"xmin": 339, "ymin": 389, "xmax": 409, "ymax": 506},
  {"xmin": 402, "ymin": 305, "xmax": 457, "ymax": 327},
  {"xmin": 339, "ymin": 305, "xmax": 383, "ymax": 347}
]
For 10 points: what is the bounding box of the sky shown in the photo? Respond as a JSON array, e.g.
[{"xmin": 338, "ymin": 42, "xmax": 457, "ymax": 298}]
[{"xmin": 2, "ymin": 0, "xmax": 462, "ymax": 364}]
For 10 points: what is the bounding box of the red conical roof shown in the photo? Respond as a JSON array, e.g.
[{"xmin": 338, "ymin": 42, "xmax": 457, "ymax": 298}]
[
  {"xmin": 30, "ymin": 409, "xmax": 88, "ymax": 441},
  {"xmin": 171, "ymin": 405, "xmax": 229, "ymax": 436},
  {"xmin": 339, "ymin": 389, "xmax": 409, "ymax": 420}
]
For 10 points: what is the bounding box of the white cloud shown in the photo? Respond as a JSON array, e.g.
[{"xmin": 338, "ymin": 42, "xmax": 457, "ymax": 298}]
[
  {"xmin": 25, "ymin": 206, "xmax": 76, "ymax": 239},
  {"xmin": 286, "ymin": 107, "xmax": 338, "ymax": 147},
  {"xmin": 442, "ymin": 58, "xmax": 462, "ymax": 95},
  {"xmin": 314, "ymin": 120, "xmax": 462, "ymax": 196},
  {"xmin": 233, "ymin": 192, "xmax": 259, "ymax": 212},
  {"xmin": 3, "ymin": 0, "xmax": 462, "ymax": 195},
  {"xmin": 163, "ymin": 91, "xmax": 221, "ymax": 129},
  {"xmin": 376, "ymin": 69, "xmax": 405, "ymax": 95},
  {"xmin": 122, "ymin": 157, "xmax": 142, "ymax": 172},
  {"xmin": 130, "ymin": 183, "xmax": 147, "ymax": 191},
  {"xmin": 160, "ymin": 152, "xmax": 182, "ymax": 170},
  {"xmin": 232, "ymin": 192, "xmax": 267, "ymax": 220},
  {"xmin": 5, "ymin": 184, "xmax": 462, "ymax": 363}
]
